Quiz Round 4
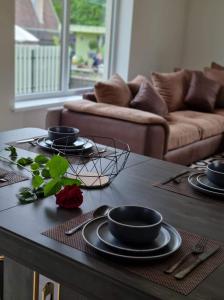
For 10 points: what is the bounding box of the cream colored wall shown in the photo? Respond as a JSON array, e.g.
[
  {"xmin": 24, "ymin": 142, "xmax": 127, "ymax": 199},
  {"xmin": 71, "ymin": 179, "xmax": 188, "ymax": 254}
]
[
  {"xmin": 128, "ymin": 0, "xmax": 188, "ymax": 79},
  {"xmin": 182, "ymin": 0, "xmax": 224, "ymax": 69}
]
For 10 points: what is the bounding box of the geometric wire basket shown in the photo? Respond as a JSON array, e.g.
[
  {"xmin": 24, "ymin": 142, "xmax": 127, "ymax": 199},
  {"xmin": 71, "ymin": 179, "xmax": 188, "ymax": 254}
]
[{"xmin": 49, "ymin": 136, "xmax": 130, "ymax": 189}]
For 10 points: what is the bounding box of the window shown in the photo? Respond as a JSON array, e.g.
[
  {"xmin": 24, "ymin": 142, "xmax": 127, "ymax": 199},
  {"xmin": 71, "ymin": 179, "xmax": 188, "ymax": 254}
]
[{"xmin": 15, "ymin": 0, "xmax": 115, "ymax": 101}]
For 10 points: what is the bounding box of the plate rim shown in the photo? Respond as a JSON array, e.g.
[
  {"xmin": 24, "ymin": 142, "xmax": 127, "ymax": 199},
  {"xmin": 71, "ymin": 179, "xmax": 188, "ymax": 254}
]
[
  {"xmin": 196, "ymin": 174, "xmax": 224, "ymax": 193},
  {"xmin": 82, "ymin": 217, "xmax": 182, "ymax": 261},
  {"xmin": 96, "ymin": 221, "xmax": 171, "ymax": 253},
  {"xmin": 45, "ymin": 137, "xmax": 86, "ymax": 148},
  {"xmin": 188, "ymin": 174, "xmax": 224, "ymax": 197},
  {"xmin": 37, "ymin": 137, "xmax": 93, "ymax": 153}
]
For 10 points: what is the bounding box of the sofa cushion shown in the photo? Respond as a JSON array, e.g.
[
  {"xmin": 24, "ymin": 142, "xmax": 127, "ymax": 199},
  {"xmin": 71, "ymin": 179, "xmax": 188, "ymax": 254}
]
[
  {"xmin": 214, "ymin": 108, "xmax": 224, "ymax": 117},
  {"xmin": 204, "ymin": 68, "xmax": 224, "ymax": 107},
  {"xmin": 152, "ymin": 70, "xmax": 186, "ymax": 112},
  {"xmin": 94, "ymin": 74, "xmax": 132, "ymax": 107},
  {"xmin": 167, "ymin": 121, "xmax": 201, "ymax": 151},
  {"xmin": 130, "ymin": 82, "xmax": 168, "ymax": 117},
  {"xmin": 167, "ymin": 110, "xmax": 224, "ymax": 139},
  {"xmin": 211, "ymin": 62, "xmax": 224, "ymax": 70},
  {"xmin": 128, "ymin": 75, "xmax": 151, "ymax": 97},
  {"xmin": 184, "ymin": 72, "xmax": 220, "ymax": 112}
]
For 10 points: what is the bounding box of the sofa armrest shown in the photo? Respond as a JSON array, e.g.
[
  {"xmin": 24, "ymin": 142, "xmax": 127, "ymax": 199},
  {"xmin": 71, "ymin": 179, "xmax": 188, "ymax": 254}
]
[
  {"xmin": 64, "ymin": 100, "xmax": 168, "ymax": 127},
  {"xmin": 64, "ymin": 100, "xmax": 169, "ymax": 156},
  {"xmin": 45, "ymin": 106, "xmax": 63, "ymax": 129}
]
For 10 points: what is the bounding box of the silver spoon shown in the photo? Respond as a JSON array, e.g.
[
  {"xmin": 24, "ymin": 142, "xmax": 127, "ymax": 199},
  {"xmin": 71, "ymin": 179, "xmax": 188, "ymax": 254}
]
[{"xmin": 65, "ymin": 205, "xmax": 111, "ymax": 236}]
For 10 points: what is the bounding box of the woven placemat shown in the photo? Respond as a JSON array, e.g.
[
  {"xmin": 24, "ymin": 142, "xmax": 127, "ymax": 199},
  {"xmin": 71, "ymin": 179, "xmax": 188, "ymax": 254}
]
[
  {"xmin": 0, "ymin": 167, "xmax": 28, "ymax": 188},
  {"xmin": 153, "ymin": 171, "xmax": 221, "ymax": 202},
  {"xmin": 42, "ymin": 211, "xmax": 224, "ymax": 296}
]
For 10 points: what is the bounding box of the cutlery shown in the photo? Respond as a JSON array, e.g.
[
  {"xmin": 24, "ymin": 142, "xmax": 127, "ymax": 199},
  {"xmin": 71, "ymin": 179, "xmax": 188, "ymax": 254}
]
[
  {"xmin": 161, "ymin": 170, "xmax": 189, "ymax": 185},
  {"xmin": 174, "ymin": 246, "xmax": 220, "ymax": 280},
  {"xmin": 65, "ymin": 205, "xmax": 111, "ymax": 236},
  {"xmin": 0, "ymin": 178, "xmax": 8, "ymax": 183},
  {"xmin": 164, "ymin": 237, "xmax": 208, "ymax": 274},
  {"xmin": 16, "ymin": 136, "xmax": 46, "ymax": 144}
]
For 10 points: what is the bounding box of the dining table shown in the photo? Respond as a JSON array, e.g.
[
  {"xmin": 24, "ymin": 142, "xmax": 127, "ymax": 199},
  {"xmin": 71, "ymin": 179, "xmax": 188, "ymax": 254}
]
[{"xmin": 0, "ymin": 127, "xmax": 223, "ymax": 300}]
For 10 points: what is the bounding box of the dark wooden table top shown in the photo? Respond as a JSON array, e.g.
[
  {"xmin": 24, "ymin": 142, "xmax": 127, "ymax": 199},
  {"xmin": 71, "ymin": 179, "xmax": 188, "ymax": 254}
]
[{"xmin": 0, "ymin": 128, "xmax": 223, "ymax": 300}]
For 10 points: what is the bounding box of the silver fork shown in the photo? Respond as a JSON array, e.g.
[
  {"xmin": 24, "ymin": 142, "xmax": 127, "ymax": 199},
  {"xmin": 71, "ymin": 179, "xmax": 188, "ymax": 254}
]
[{"xmin": 164, "ymin": 237, "xmax": 208, "ymax": 274}]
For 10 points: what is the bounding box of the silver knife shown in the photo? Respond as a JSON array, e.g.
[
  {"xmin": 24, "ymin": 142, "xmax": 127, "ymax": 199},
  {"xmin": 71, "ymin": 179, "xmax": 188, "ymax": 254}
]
[
  {"xmin": 16, "ymin": 136, "xmax": 46, "ymax": 144},
  {"xmin": 161, "ymin": 170, "xmax": 189, "ymax": 185},
  {"xmin": 175, "ymin": 246, "xmax": 220, "ymax": 280}
]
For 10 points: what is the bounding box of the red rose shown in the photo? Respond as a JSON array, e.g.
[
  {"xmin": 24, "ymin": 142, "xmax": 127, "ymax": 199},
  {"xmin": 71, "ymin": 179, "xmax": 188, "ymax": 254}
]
[{"xmin": 56, "ymin": 185, "xmax": 83, "ymax": 209}]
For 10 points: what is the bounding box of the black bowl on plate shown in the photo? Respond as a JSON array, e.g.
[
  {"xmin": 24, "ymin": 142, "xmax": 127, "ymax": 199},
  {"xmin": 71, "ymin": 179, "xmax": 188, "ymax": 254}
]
[
  {"xmin": 48, "ymin": 126, "xmax": 79, "ymax": 145},
  {"xmin": 108, "ymin": 206, "xmax": 163, "ymax": 245},
  {"xmin": 207, "ymin": 161, "xmax": 224, "ymax": 187}
]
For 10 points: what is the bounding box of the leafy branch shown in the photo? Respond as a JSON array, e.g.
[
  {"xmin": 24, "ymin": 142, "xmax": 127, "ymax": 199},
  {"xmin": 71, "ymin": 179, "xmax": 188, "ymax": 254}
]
[{"xmin": 2, "ymin": 146, "xmax": 80, "ymax": 204}]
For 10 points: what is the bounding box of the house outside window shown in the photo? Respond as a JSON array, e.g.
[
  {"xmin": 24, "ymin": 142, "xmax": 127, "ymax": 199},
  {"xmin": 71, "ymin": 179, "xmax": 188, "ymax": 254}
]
[{"xmin": 15, "ymin": 0, "xmax": 115, "ymax": 101}]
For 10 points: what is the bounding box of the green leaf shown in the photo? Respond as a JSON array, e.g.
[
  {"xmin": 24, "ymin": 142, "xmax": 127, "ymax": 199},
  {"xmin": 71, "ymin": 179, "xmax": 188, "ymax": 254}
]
[
  {"xmin": 41, "ymin": 168, "xmax": 50, "ymax": 179},
  {"xmin": 61, "ymin": 177, "xmax": 81, "ymax": 186},
  {"xmin": 31, "ymin": 162, "xmax": 39, "ymax": 170},
  {"xmin": 17, "ymin": 187, "xmax": 38, "ymax": 204},
  {"xmin": 32, "ymin": 175, "xmax": 44, "ymax": 189},
  {"xmin": 44, "ymin": 178, "xmax": 62, "ymax": 197},
  {"xmin": 17, "ymin": 157, "xmax": 33, "ymax": 166},
  {"xmin": 35, "ymin": 187, "xmax": 45, "ymax": 199},
  {"xmin": 5, "ymin": 145, "xmax": 17, "ymax": 157},
  {"xmin": 32, "ymin": 170, "xmax": 40, "ymax": 176},
  {"xmin": 34, "ymin": 155, "xmax": 49, "ymax": 165},
  {"xmin": 47, "ymin": 155, "xmax": 69, "ymax": 179}
]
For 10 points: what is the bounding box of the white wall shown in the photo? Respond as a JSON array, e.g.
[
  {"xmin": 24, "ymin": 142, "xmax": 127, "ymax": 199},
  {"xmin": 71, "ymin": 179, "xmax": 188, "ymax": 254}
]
[
  {"xmin": 182, "ymin": 0, "xmax": 224, "ymax": 69},
  {"xmin": 0, "ymin": 1, "xmax": 47, "ymax": 131},
  {"xmin": 127, "ymin": 0, "xmax": 188, "ymax": 79}
]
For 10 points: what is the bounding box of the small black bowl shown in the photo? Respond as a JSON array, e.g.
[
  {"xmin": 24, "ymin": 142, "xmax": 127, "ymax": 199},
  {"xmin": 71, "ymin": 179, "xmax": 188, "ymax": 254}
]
[
  {"xmin": 48, "ymin": 126, "xmax": 79, "ymax": 145},
  {"xmin": 207, "ymin": 161, "xmax": 224, "ymax": 187},
  {"xmin": 108, "ymin": 206, "xmax": 163, "ymax": 245}
]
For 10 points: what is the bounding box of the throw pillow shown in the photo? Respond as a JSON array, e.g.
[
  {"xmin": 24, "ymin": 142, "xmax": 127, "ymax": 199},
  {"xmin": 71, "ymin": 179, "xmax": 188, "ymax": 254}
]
[
  {"xmin": 82, "ymin": 93, "xmax": 97, "ymax": 102},
  {"xmin": 204, "ymin": 67, "xmax": 224, "ymax": 107},
  {"xmin": 128, "ymin": 75, "xmax": 151, "ymax": 97},
  {"xmin": 184, "ymin": 72, "xmax": 220, "ymax": 112},
  {"xmin": 151, "ymin": 70, "xmax": 187, "ymax": 112},
  {"xmin": 130, "ymin": 82, "xmax": 168, "ymax": 117},
  {"xmin": 94, "ymin": 74, "xmax": 132, "ymax": 107},
  {"xmin": 211, "ymin": 62, "xmax": 224, "ymax": 71}
]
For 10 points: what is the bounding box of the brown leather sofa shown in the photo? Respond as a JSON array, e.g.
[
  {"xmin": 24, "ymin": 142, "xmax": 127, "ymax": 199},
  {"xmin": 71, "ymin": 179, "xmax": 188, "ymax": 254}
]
[{"xmin": 45, "ymin": 99, "xmax": 224, "ymax": 165}]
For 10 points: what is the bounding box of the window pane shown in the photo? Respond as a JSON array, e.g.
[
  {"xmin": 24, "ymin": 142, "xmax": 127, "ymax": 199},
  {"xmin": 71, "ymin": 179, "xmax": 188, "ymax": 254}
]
[
  {"xmin": 15, "ymin": 0, "xmax": 62, "ymax": 97},
  {"xmin": 68, "ymin": 0, "xmax": 107, "ymax": 90}
]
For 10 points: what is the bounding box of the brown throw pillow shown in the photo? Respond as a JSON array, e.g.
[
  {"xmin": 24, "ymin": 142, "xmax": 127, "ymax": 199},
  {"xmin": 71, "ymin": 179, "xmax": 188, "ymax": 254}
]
[
  {"xmin": 94, "ymin": 74, "xmax": 132, "ymax": 107},
  {"xmin": 184, "ymin": 72, "xmax": 220, "ymax": 112},
  {"xmin": 151, "ymin": 70, "xmax": 186, "ymax": 112},
  {"xmin": 130, "ymin": 82, "xmax": 168, "ymax": 117},
  {"xmin": 211, "ymin": 62, "xmax": 224, "ymax": 71},
  {"xmin": 204, "ymin": 67, "xmax": 224, "ymax": 107},
  {"xmin": 82, "ymin": 93, "xmax": 97, "ymax": 102},
  {"xmin": 128, "ymin": 75, "xmax": 152, "ymax": 97}
]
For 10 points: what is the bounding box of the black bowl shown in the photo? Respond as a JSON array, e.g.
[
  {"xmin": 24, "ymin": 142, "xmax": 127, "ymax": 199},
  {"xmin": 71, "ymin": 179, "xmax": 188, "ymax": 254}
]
[
  {"xmin": 48, "ymin": 126, "xmax": 79, "ymax": 145},
  {"xmin": 108, "ymin": 206, "xmax": 163, "ymax": 245},
  {"xmin": 207, "ymin": 161, "xmax": 224, "ymax": 187}
]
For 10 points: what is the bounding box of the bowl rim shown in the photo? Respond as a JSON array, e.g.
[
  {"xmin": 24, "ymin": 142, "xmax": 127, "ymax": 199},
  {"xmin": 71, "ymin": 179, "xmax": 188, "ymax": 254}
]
[
  {"xmin": 108, "ymin": 205, "xmax": 163, "ymax": 228},
  {"xmin": 207, "ymin": 163, "xmax": 224, "ymax": 175},
  {"xmin": 48, "ymin": 126, "xmax": 80, "ymax": 135}
]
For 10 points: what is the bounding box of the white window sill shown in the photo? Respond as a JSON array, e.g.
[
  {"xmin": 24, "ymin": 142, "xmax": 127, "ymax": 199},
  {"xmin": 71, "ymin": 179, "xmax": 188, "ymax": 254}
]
[{"xmin": 13, "ymin": 95, "xmax": 82, "ymax": 112}]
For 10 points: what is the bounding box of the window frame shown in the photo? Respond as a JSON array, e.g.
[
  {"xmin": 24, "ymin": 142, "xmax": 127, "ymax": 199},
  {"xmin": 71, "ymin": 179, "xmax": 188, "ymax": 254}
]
[{"xmin": 15, "ymin": 0, "xmax": 117, "ymax": 102}]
